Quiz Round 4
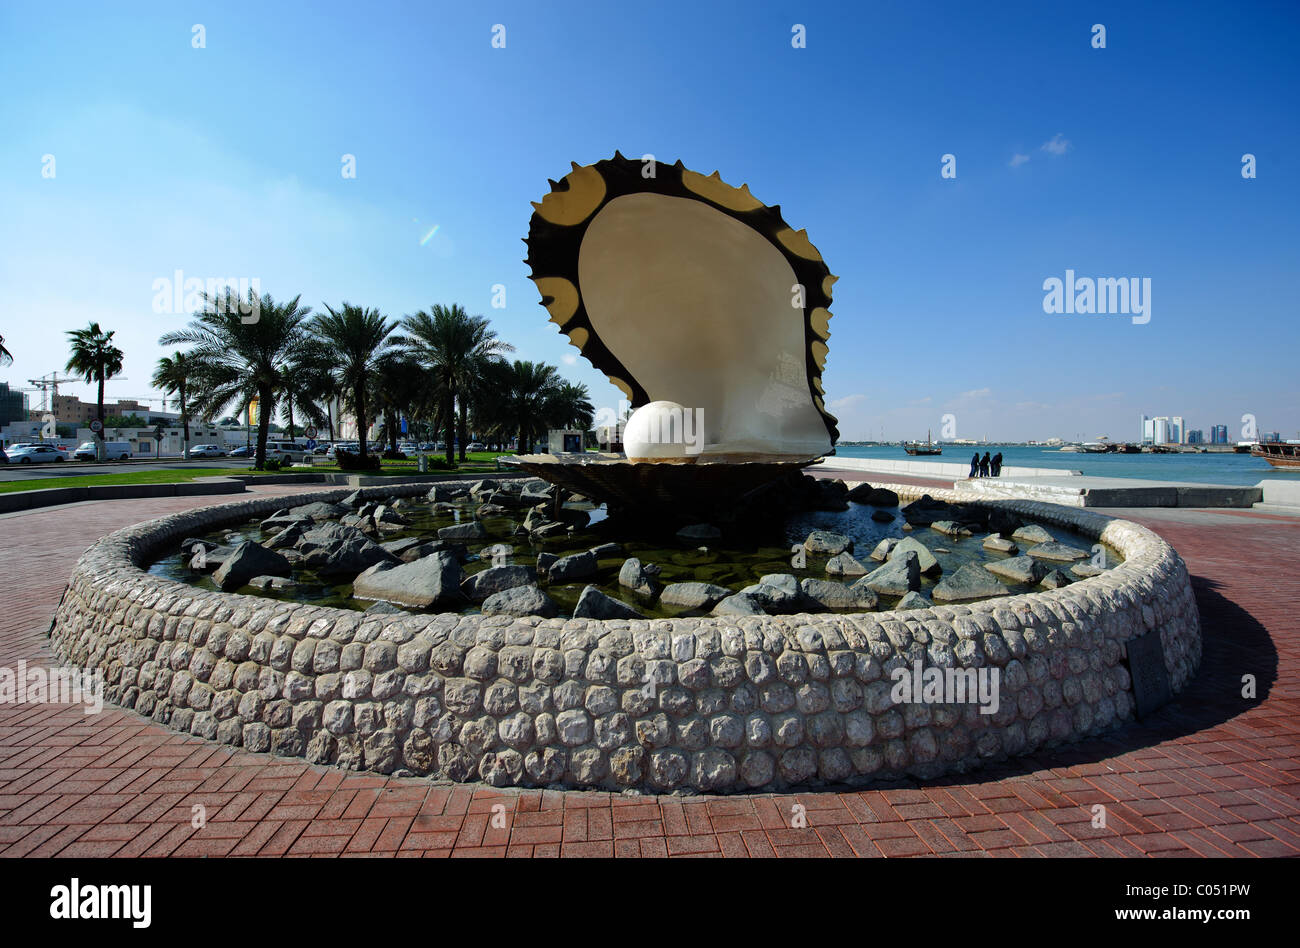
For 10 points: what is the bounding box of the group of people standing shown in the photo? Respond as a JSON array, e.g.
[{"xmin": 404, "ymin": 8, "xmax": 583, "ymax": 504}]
[{"xmin": 970, "ymin": 451, "xmax": 1003, "ymax": 478}]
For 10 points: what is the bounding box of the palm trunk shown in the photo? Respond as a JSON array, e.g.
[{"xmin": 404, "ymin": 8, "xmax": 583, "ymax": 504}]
[
  {"xmin": 286, "ymin": 396, "xmax": 295, "ymax": 440},
  {"xmin": 356, "ymin": 384, "xmax": 368, "ymax": 458},
  {"xmin": 443, "ymin": 388, "xmax": 455, "ymax": 465},
  {"xmin": 256, "ymin": 386, "xmax": 272, "ymax": 469},
  {"xmin": 180, "ymin": 381, "xmax": 190, "ymax": 459},
  {"xmin": 458, "ymin": 397, "xmax": 468, "ymax": 461},
  {"xmin": 326, "ymin": 402, "xmax": 335, "ymax": 442},
  {"xmin": 96, "ymin": 373, "xmax": 106, "ymax": 461}
]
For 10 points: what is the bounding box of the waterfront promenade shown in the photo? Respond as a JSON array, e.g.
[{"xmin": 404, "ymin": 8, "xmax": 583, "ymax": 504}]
[{"xmin": 0, "ymin": 483, "xmax": 1295, "ymax": 857}]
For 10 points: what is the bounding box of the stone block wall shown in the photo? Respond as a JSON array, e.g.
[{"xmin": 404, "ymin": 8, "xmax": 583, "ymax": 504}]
[{"xmin": 47, "ymin": 480, "xmax": 1202, "ymax": 792}]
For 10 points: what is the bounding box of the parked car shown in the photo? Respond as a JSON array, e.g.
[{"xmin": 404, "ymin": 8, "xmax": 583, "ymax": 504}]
[
  {"xmin": 188, "ymin": 444, "xmax": 226, "ymax": 458},
  {"xmin": 73, "ymin": 440, "xmax": 132, "ymax": 461},
  {"xmin": 466, "ymin": 442, "xmax": 486, "ymax": 452},
  {"xmin": 0, "ymin": 448, "xmax": 7, "ymax": 464},
  {"xmin": 312, "ymin": 443, "xmax": 332, "ymax": 455},
  {"xmin": 228, "ymin": 446, "xmax": 251, "ymax": 458},
  {"xmin": 263, "ymin": 440, "xmax": 310, "ymax": 464},
  {"xmin": 8, "ymin": 444, "xmax": 68, "ymax": 463}
]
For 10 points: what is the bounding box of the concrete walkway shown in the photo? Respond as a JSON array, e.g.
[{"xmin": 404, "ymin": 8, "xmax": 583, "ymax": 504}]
[{"xmin": 0, "ymin": 486, "xmax": 1296, "ymax": 857}]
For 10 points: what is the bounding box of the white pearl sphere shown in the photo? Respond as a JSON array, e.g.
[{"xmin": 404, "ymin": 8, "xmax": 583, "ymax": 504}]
[{"xmin": 624, "ymin": 401, "xmax": 692, "ymax": 461}]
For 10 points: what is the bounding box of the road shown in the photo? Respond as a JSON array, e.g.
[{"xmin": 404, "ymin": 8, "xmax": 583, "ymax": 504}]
[{"xmin": 0, "ymin": 458, "xmax": 253, "ymax": 482}]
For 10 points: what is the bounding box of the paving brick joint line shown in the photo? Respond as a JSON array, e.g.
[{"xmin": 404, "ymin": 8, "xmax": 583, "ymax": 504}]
[{"xmin": 0, "ymin": 484, "xmax": 1296, "ymax": 858}]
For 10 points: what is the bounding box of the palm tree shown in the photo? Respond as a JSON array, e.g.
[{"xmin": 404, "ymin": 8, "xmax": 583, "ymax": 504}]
[
  {"xmin": 276, "ymin": 355, "xmax": 331, "ymax": 441},
  {"xmin": 0, "ymin": 332, "xmax": 12, "ymax": 367},
  {"xmin": 159, "ymin": 289, "xmax": 313, "ymax": 469},
  {"xmin": 550, "ymin": 381, "xmax": 595, "ymax": 431},
  {"xmin": 152, "ymin": 352, "xmax": 194, "ymax": 458},
  {"xmin": 395, "ymin": 304, "xmax": 513, "ymax": 464},
  {"xmin": 371, "ymin": 354, "xmax": 428, "ymax": 455},
  {"xmin": 66, "ymin": 322, "xmax": 125, "ymax": 459},
  {"xmin": 310, "ymin": 304, "xmax": 397, "ymax": 458},
  {"xmin": 479, "ymin": 359, "xmax": 565, "ymax": 454}
]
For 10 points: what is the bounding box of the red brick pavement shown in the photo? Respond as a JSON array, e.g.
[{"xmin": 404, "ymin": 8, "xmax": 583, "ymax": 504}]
[{"xmin": 0, "ymin": 486, "xmax": 1297, "ymax": 857}]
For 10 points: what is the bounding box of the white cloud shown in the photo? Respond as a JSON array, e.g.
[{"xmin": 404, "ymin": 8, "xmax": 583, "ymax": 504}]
[
  {"xmin": 958, "ymin": 387, "xmax": 991, "ymax": 399},
  {"xmin": 1009, "ymin": 153, "xmax": 1031, "ymax": 168},
  {"xmin": 828, "ymin": 393, "xmax": 866, "ymax": 411},
  {"xmin": 1041, "ymin": 133, "xmax": 1071, "ymax": 156},
  {"xmin": 561, "ymin": 353, "xmax": 578, "ymax": 366}
]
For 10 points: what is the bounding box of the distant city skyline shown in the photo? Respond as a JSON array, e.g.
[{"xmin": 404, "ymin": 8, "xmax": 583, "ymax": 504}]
[{"xmin": 1, "ymin": 1, "xmax": 1297, "ymax": 443}]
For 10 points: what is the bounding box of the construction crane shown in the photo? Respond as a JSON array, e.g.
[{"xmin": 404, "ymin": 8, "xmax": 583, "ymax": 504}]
[{"xmin": 25, "ymin": 372, "xmax": 76, "ymax": 413}]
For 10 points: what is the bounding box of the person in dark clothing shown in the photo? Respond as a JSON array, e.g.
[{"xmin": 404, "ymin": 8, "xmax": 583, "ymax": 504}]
[
  {"xmin": 991, "ymin": 451, "xmax": 1003, "ymax": 477},
  {"xmin": 979, "ymin": 452, "xmax": 991, "ymax": 477},
  {"xmin": 969, "ymin": 452, "xmax": 979, "ymax": 478}
]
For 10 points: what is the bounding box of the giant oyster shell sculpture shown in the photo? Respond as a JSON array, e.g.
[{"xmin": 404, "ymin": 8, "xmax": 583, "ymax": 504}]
[{"xmin": 524, "ymin": 153, "xmax": 839, "ymax": 461}]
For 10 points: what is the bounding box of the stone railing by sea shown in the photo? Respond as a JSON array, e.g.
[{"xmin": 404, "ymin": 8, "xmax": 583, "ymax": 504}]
[{"xmin": 47, "ymin": 478, "xmax": 1201, "ymax": 793}]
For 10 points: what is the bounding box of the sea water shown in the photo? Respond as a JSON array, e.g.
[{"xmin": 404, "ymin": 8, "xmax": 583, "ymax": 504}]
[{"xmin": 832, "ymin": 444, "xmax": 1294, "ymax": 486}]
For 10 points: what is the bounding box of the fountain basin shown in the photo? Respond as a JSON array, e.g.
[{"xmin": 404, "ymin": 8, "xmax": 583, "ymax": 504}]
[{"xmin": 48, "ymin": 478, "xmax": 1202, "ymax": 792}]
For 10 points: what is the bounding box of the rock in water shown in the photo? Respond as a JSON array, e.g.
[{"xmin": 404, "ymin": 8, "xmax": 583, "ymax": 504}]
[
  {"xmin": 888, "ymin": 536, "xmax": 941, "ymax": 576},
  {"xmin": 1040, "ymin": 569, "xmax": 1072, "ymax": 589},
  {"xmin": 351, "ymin": 552, "xmax": 465, "ymax": 608},
  {"xmin": 861, "ymin": 551, "xmax": 921, "ymax": 597},
  {"xmin": 825, "ymin": 552, "xmax": 868, "ymax": 577},
  {"xmin": 287, "ymin": 501, "xmax": 350, "ymax": 522},
  {"xmin": 739, "ymin": 574, "xmax": 803, "ymax": 613},
  {"xmin": 712, "ymin": 593, "xmax": 765, "ymax": 616},
  {"xmin": 869, "ymin": 538, "xmax": 899, "ymax": 562},
  {"xmin": 894, "ymin": 591, "xmax": 929, "ymax": 611},
  {"xmin": 618, "ymin": 557, "xmax": 659, "ymax": 597},
  {"xmin": 931, "ymin": 564, "xmax": 1010, "ymax": 602},
  {"xmin": 930, "ymin": 520, "xmax": 972, "ymax": 537},
  {"xmin": 984, "ymin": 555, "xmax": 1047, "ymax": 584},
  {"xmin": 659, "ymin": 582, "xmax": 732, "ymax": 610},
  {"xmin": 982, "ymin": 534, "xmax": 1018, "ymax": 553},
  {"xmin": 871, "ymin": 509, "xmax": 894, "ymax": 523},
  {"xmin": 301, "ymin": 535, "xmax": 397, "ymax": 578},
  {"xmin": 363, "ymin": 601, "xmax": 410, "ymax": 616},
  {"xmin": 212, "ymin": 541, "xmax": 291, "ymax": 591},
  {"xmin": 803, "ymin": 530, "xmax": 853, "ymax": 555},
  {"xmin": 548, "ymin": 550, "xmax": 598, "ymax": 583},
  {"xmin": 481, "ymin": 585, "xmax": 558, "ymax": 618},
  {"xmin": 1071, "ymin": 562, "xmax": 1104, "ymax": 578},
  {"xmin": 438, "ymin": 521, "xmax": 488, "ymax": 541},
  {"xmin": 1011, "ymin": 524, "xmax": 1053, "ymax": 544},
  {"xmin": 800, "ymin": 578, "xmax": 877, "ymax": 610},
  {"xmin": 462, "ymin": 564, "xmax": 537, "ymax": 601},
  {"xmin": 1026, "ymin": 541, "xmax": 1089, "ymax": 562},
  {"xmin": 573, "ymin": 586, "xmax": 644, "ymax": 619}
]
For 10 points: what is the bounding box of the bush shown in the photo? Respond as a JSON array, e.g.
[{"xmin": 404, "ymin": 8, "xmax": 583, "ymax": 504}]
[
  {"xmin": 263, "ymin": 457, "xmax": 282, "ymax": 472},
  {"xmin": 425, "ymin": 455, "xmax": 454, "ymax": 470},
  {"xmin": 381, "ymin": 449, "xmax": 408, "ymax": 460},
  {"xmin": 335, "ymin": 449, "xmax": 381, "ymax": 472}
]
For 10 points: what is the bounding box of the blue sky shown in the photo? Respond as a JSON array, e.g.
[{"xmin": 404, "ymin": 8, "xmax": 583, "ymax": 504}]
[{"xmin": 1, "ymin": 0, "xmax": 1297, "ymax": 442}]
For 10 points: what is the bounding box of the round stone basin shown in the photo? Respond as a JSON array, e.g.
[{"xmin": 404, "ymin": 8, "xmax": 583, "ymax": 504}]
[
  {"xmin": 146, "ymin": 485, "xmax": 1123, "ymax": 620},
  {"xmin": 49, "ymin": 477, "xmax": 1201, "ymax": 794}
]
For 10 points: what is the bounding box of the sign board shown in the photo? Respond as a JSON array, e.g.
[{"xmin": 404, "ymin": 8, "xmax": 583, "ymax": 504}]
[
  {"xmin": 305, "ymin": 439, "xmax": 317, "ymax": 450},
  {"xmin": 89, "ymin": 419, "xmax": 103, "ymax": 433},
  {"xmin": 304, "ymin": 426, "xmax": 318, "ymax": 440},
  {"xmin": 400, "ymin": 417, "xmax": 408, "ymax": 434},
  {"xmin": 1125, "ymin": 631, "xmax": 1171, "ymax": 719}
]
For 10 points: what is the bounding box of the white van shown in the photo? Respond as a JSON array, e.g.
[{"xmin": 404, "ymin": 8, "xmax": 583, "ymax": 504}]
[
  {"xmin": 74, "ymin": 441, "xmax": 132, "ymax": 461},
  {"xmin": 263, "ymin": 440, "xmax": 310, "ymax": 464}
]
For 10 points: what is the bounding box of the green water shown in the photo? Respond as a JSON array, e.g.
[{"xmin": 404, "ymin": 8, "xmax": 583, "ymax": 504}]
[{"xmin": 148, "ymin": 496, "xmax": 1120, "ymax": 617}]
